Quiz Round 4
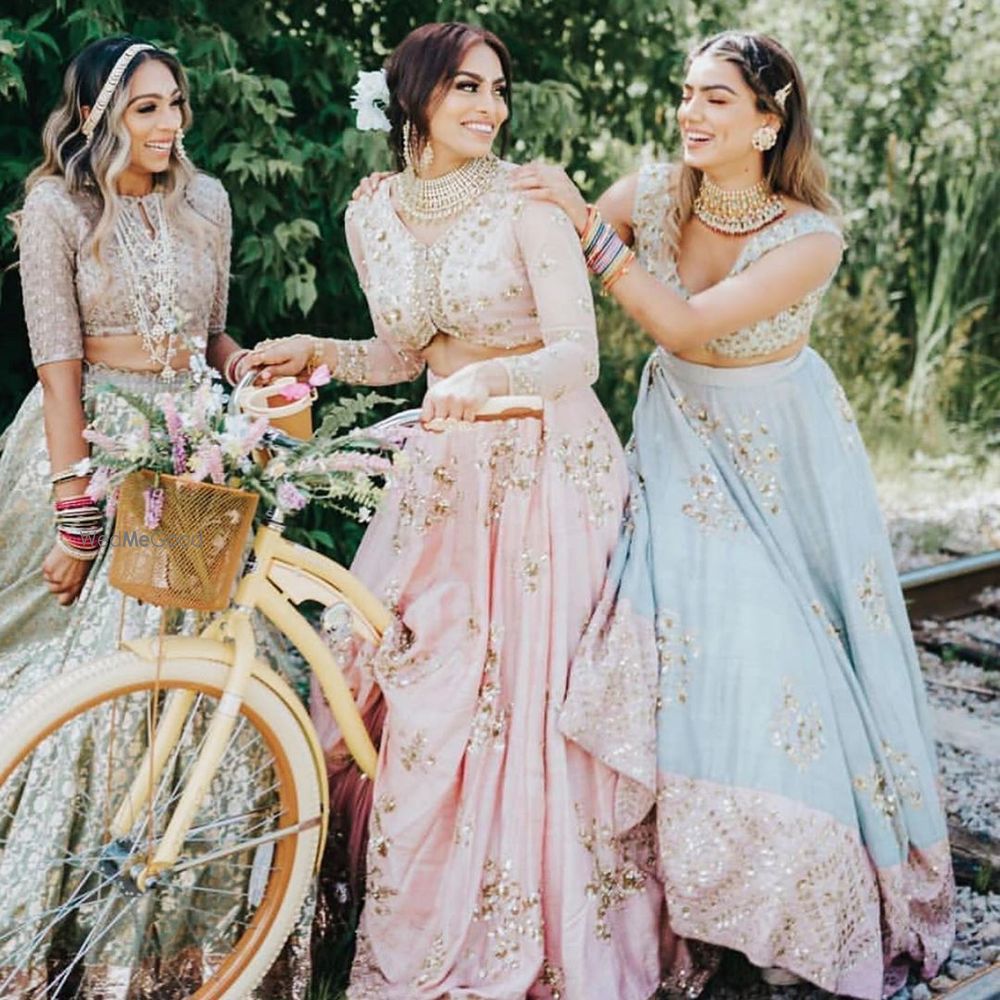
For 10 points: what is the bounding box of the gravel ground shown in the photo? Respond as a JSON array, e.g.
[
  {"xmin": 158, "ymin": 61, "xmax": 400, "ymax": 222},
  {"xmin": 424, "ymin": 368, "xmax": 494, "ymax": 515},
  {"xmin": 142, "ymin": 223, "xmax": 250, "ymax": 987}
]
[{"xmin": 875, "ymin": 451, "xmax": 1000, "ymax": 573}]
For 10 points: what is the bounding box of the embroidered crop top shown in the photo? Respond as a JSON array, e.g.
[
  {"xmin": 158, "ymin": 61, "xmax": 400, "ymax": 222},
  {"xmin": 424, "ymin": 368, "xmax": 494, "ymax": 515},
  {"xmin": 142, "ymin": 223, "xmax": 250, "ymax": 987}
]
[
  {"xmin": 631, "ymin": 162, "xmax": 844, "ymax": 359},
  {"xmin": 332, "ymin": 160, "xmax": 599, "ymax": 400},
  {"xmin": 18, "ymin": 173, "xmax": 231, "ymax": 368}
]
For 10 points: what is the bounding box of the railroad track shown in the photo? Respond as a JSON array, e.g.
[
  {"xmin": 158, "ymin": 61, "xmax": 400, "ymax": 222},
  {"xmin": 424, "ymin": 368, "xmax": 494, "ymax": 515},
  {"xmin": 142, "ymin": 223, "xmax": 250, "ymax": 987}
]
[
  {"xmin": 901, "ymin": 550, "xmax": 1000, "ymax": 622},
  {"xmin": 902, "ymin": 551, "xmax": 1000, "ymax": 1000}
]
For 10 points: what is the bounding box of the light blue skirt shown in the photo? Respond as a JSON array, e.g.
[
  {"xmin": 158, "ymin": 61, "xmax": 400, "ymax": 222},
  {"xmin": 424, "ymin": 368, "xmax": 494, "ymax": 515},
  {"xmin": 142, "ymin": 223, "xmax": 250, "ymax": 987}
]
[{"xmin": 561, "ymin": 348, "xmax": 954, "ymax": 999}]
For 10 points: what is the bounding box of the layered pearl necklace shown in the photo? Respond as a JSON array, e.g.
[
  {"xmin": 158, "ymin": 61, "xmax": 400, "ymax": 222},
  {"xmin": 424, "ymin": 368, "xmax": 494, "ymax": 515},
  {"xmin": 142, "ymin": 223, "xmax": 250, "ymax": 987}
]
[
  {"xmin": 693, "ymin": 176, "xmax": 785, "ymax": 235},
  {"xmin": 114, "ymin": 195, "xmax": 181, "ymax": 379},
  {"xmin": 396, "ymin": 154, "xmax": 500, "ymax": 222}
]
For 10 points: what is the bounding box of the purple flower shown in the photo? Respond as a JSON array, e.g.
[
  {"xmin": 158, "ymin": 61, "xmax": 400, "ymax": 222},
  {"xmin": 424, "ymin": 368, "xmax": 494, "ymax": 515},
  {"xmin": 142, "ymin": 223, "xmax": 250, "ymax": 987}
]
[
  {"xmin": 171, "ymin": 435, "xmax": 188, "ymax": 475},
  {"xmin": 276, "ymin": 481, "xmax": 308, "ymax": 512},
  {"xmin": 143, "ymin": 486, "xmax": 165, "ymax": 530}
]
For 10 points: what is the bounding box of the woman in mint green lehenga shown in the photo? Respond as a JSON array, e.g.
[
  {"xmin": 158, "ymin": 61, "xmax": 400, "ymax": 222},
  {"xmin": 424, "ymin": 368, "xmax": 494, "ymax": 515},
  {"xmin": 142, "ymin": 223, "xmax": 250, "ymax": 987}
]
[{"xmin": 514, "ymin": 30, "xmax": 954, "ymax": 999}]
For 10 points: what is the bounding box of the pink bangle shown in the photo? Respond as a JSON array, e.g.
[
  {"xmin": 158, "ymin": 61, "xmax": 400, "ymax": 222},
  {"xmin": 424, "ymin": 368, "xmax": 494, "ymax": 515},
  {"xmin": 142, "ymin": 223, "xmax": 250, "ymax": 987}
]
[{"xmin": 225, "ymin": 349, "xmax": 250, "ymax": 386}]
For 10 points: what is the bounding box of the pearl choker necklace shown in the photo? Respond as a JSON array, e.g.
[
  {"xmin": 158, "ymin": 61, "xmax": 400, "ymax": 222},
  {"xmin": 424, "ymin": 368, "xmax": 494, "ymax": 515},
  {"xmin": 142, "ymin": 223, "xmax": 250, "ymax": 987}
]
[
  {"xmin": 693, "ymin": 177, "xmax": 785, "ymax": 235},
  {"xmin": 396, "ymin": 154, "xmax": 500, "ymax": 222}
]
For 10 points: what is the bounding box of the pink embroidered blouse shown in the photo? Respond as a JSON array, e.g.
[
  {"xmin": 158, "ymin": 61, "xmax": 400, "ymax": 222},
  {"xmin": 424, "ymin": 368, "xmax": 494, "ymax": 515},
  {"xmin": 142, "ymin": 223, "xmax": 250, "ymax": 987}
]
[{"xmin": 333, "ymin": 160, "xmax": 599, "ymax": 400}]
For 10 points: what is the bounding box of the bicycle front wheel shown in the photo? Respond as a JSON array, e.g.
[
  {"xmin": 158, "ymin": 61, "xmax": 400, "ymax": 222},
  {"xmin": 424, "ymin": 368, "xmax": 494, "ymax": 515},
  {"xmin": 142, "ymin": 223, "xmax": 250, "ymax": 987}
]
[{"xmin": 0, "ymin": 650, "xmax": 324, "ymax": 999}]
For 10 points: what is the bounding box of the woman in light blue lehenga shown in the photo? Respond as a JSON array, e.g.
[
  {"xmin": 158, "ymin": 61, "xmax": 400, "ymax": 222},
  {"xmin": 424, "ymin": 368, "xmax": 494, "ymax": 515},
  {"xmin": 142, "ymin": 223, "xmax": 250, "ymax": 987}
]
[{"xmin": 513, "ymin": 31, "xmax": 954, "ymax": 1000}]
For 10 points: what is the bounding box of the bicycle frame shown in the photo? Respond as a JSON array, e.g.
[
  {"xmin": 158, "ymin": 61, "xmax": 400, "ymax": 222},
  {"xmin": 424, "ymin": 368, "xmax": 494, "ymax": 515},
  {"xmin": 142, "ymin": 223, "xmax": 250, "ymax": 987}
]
[{"xmin": 113, "ymin": 519, "xmax": 390, "ymax": 883}]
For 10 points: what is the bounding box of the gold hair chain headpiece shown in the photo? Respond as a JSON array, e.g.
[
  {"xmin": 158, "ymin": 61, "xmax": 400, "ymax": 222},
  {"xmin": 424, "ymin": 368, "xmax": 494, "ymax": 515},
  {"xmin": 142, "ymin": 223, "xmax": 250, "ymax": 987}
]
[
  {"xmin": 693, "ymin": 176, "xmax": 785, "ymax": 235},
  {"xmin": 81, "ymin": 43, "xmax": 155, "ymax": 143},
  {"xmin": 396, "ymin": 154, "xmax": 500, "ymax": 222}
]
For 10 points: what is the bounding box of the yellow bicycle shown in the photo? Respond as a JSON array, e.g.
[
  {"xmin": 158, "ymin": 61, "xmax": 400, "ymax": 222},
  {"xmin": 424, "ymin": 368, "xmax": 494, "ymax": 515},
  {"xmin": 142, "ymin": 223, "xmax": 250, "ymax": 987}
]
[{"xmin": 0, "ymin": 383, "xmax": 541, "ymax": 998}]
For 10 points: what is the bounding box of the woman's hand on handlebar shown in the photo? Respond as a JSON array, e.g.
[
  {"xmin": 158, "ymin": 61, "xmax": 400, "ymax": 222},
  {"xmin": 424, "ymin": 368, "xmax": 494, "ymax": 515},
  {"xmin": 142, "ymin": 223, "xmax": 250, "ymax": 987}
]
[
  {"xmin": 421, "ymin": 361, "xmax": 508, "ymax": 425},
  {"xmin": 245, "ymin": 335, "xmax": 317, "ymax": 384}
]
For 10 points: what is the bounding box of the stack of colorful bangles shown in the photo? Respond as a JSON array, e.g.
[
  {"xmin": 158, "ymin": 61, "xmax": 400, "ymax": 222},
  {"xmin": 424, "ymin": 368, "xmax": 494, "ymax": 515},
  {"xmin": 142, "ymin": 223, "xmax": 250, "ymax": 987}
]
[
  {"xmin": 54, "ymin": 494, "xmax": 103, "ymax": 560},
  {"xmin": 580, "ymin": 205, "xmax": 636, "ymax": 293},
  {"xmin": 51, "ymin": 465, "xmax": 103, "ymax": 561}
]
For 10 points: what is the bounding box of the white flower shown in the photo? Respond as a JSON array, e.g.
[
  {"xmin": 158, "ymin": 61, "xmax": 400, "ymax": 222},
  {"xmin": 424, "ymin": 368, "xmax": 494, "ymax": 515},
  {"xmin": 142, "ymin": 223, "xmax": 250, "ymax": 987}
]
[{"xmin": 350, "ymin": 68, "xmax": 391, "ymax": 132}]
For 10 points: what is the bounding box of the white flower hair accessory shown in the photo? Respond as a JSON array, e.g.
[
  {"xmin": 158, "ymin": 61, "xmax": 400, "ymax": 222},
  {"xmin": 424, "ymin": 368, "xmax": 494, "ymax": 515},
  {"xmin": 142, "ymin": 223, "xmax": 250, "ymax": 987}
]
[{"xmin": 351, "ymin": 68, "xmax": 391, "ymax": 133}]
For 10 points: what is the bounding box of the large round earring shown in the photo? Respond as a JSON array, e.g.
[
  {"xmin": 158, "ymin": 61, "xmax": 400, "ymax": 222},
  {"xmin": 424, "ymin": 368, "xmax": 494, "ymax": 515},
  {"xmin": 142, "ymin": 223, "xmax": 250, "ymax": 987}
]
[
  {"xmin": 174, "ymin": 125, "xmax": 189, "ymax": 162},
  {"xmin": 751, "ymin": 124, "xmax": 778, "ymax": 152}
]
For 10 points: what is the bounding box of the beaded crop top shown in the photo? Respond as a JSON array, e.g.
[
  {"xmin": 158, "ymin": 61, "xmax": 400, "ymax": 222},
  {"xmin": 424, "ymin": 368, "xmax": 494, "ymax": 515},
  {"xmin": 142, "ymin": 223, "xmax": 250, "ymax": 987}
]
[
  {"xmin": 631, "ymin": 163, "xmax": 844, "ymax": 359},
  {"xmin": 331, "ymin": 160, "xmax": 599, "ymax": 400},
  {"xmin": 18, "ymin": 174, "xmax": 231, "ymax": 369}
]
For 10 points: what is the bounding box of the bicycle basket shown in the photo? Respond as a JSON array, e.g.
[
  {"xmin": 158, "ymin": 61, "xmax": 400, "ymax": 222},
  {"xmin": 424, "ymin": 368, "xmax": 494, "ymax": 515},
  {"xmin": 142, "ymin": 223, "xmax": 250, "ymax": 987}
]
[{"xmin": 109, "ymin": 471, "xmax": 259, "ymax": 611}]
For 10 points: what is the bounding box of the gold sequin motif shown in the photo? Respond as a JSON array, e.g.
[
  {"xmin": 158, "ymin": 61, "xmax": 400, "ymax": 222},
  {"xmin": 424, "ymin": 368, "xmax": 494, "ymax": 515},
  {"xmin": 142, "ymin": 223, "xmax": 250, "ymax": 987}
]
[
  {"xmin": 770, "ymin": 678, "xmax": 825, "ymax": 769},
  {"xmin": 472, "ymin": 858, "xmax": 543, "ymax": 971}
]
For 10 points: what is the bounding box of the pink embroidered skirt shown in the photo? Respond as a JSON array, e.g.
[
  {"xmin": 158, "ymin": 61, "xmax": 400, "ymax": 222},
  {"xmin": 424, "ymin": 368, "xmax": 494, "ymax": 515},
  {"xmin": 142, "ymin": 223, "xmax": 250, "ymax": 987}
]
[{"xmin": 311, "ymin": 387, "xmax": 663, "ymax": 999}]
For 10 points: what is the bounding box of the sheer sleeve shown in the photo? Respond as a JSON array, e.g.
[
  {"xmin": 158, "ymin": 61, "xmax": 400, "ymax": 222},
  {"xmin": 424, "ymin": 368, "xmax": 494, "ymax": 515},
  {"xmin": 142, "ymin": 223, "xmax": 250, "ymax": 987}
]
[
  {"xmin": 498, "ymin": 200, "xmax": 598, "ymax": 400},
  {"xmin": 207, "ymin": 184, "xmax": 231, "ymax": 338},
  {"xmin": 185, "ymin": 174, "xmax": 232, "ymax": 339},
  {"xmin": 329, "ymin": 205, "xmax": 426, "ymax": 386},
  {"xmin": 18, "ymin": 181, "xmax": 84, "ymax": 368}
]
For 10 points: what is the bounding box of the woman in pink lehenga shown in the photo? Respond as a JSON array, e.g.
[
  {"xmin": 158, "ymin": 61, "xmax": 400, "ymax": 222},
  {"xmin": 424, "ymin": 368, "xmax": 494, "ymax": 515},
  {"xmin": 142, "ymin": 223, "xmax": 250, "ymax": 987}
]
[{"xmin": 248, "ymin": 22, "xmax": 664, "ymax": 1000}]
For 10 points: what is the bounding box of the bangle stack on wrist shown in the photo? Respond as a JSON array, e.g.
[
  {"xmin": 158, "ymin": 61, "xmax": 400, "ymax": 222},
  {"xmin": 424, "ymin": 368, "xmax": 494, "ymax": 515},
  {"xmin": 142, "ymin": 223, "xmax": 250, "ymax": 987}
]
[
  {"xmin": 54, "ymin": 494, "xmax": 103, "ymax": 561},
  {"xmin": 580, "ymin": 205, "xmax": 636, "ymax": 295},
  {"xmin": 224, "ymin": 348, "xmax": 250, "ymax": 387}
]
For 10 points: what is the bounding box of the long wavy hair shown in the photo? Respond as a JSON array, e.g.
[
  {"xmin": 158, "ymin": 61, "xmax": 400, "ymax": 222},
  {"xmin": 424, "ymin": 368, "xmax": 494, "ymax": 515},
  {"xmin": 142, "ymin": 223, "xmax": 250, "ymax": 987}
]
[
  {"xmin": 664, "ymin": 32, "xmax": 839, "ymax": 256},
  {"xmin": 24, "ymin": 35, "xmax": 204, "ymax": 261}
]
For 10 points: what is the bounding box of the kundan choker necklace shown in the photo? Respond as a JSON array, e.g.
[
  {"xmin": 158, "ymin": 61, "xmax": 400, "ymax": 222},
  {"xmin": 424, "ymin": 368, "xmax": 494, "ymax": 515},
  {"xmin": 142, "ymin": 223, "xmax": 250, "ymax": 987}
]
[
  {"xmin": 396, "ymin": 154, "xmax": 500, "ymax": 222},
  {"xmin": 693, "ymin": 176, "xmax": 785, "ymax": 235}
]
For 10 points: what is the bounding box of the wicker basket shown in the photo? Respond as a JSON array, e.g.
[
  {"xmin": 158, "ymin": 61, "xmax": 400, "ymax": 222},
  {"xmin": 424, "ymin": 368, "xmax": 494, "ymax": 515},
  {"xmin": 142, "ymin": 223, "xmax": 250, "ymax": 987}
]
[{"xmin": 109, "ymin": 471, "xmax": 259, "ymax": 611}]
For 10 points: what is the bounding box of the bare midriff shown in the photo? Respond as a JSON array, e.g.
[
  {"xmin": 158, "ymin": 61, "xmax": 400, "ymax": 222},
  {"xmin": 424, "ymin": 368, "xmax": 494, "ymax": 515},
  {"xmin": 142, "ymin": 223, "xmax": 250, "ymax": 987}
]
[
  {"xmin": 422, "ymin": 331, "xmax": 543, "ymax": 380},
  {"xmin": 674, "ymin": 332, "xmax": 808, "ymax": 368},
  {"xmin": 83, "ymin": 334, "xmax": 195, "ymax": 373}
]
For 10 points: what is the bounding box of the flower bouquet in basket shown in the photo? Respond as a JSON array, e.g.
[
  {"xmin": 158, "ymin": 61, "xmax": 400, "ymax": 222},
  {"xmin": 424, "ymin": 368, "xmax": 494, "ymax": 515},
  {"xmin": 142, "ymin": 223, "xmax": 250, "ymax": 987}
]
[{"xmin": 83, "ymin": 372, "xmax": 396, "ymax": 611}]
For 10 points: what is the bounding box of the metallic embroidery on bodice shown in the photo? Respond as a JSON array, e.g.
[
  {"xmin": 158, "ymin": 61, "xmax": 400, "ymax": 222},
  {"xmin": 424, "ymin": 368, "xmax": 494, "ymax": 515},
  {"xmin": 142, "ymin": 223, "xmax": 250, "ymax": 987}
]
[{"xmin": 631, "ymin": 162, "xmax": 843, "ymax": 359}]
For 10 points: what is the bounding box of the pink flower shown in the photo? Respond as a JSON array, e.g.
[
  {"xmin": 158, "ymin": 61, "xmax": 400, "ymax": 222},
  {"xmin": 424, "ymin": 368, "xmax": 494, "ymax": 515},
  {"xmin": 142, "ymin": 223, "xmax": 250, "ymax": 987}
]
[
  {"xmin": 241, "ymin": 416, "xmax": 270, "ymax": 454},
  {"xmin": 85, "ymin": 466, "xmax": 112, "ymax": 502},
  {"xmin": 106, "ymin": 487, "xmax": 119, "ymax": 520},
  {"xmin": 160, "ymin": 394, "xmax": 183, "ymax": 439},
  {"xmin": 276, "ymin": 481, "xmax": 308, "ymax": 512},
  {"xmin": 82, "ymin": 427, "xmax": 120, "ymax": 452},
  {"xmin": 205, "ymin": 444, "xmax": 225, "ymax": 485}
]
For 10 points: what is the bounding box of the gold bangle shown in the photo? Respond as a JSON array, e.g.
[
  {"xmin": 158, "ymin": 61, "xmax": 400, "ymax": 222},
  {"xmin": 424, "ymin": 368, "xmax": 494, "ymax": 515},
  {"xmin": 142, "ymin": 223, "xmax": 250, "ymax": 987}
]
[
  {"xmin": 601, "ymin": 249, "xmax": 636, "ymax": 295},
  {"xmin": 305, "ymin": 336, "xmax": 326, "ymax": 375}
]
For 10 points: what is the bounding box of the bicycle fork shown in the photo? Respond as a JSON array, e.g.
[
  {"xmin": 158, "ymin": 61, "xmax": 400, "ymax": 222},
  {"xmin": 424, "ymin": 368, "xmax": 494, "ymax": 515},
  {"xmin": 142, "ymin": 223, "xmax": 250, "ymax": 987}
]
[{"xmin": 109, "ymin": 608, "xmax": 258, "ymax": 889}]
